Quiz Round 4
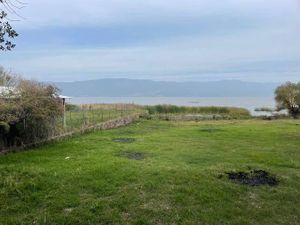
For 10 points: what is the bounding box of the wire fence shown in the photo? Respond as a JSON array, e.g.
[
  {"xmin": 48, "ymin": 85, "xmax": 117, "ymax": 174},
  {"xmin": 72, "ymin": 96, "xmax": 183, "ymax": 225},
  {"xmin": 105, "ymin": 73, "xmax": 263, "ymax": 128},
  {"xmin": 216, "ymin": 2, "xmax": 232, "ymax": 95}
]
[
  {"xmin": 63, "ymin": 103, "xmax": 144, "ymax": 132},
  {"xmin": 0, "ymin": 103, "xmax": 145, "ymax": 152}
]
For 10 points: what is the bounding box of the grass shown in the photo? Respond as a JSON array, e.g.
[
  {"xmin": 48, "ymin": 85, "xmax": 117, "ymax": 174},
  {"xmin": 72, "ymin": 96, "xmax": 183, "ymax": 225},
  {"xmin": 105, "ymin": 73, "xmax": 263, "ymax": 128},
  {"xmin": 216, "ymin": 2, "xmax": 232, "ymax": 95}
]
[
  {"xmin": 0, "ymin": 119, "xmax": 300, "ymax": 225},
  {"xmin": 145, "ymin": 105, "xmax": 251, "ymax": 119}
]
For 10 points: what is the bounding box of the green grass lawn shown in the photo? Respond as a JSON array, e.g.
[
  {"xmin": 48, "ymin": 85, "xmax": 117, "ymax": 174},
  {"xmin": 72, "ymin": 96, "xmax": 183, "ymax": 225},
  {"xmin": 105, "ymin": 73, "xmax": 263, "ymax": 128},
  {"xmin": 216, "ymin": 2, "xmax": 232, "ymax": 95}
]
[{"xmin": 0, "ymin": 119, "xmax": 299, "ymax": 225}]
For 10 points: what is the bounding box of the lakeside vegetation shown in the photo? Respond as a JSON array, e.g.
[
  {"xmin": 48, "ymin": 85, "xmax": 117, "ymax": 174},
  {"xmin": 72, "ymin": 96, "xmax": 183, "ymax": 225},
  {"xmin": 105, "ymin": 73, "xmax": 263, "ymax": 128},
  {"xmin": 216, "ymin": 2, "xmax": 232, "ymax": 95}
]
[
  {"xmin": 0, "ymin": 119, "xmax": 299, "ymax": 224},
  {"xmin": 254, "ymin": 107, "xmax": 274, "ymax": 112},
  {"xmin": 145, "ymin": 105, "xmax": 251, "ymax": 120}
]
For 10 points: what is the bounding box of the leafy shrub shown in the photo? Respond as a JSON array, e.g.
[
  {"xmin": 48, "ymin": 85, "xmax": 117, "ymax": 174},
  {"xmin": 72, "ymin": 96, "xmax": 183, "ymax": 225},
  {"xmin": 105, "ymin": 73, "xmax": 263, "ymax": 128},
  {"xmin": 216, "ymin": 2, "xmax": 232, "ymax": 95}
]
[{"xmin": 0, "ymin": 78, "xmax": 63, "ymax": 149}]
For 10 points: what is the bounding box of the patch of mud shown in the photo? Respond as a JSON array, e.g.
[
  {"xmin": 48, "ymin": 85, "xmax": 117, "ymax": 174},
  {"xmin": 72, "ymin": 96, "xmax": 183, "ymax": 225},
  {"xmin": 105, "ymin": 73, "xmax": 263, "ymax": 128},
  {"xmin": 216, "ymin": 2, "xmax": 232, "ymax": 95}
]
[
  {"xmin": 116, "ymin": 151, "xmax": 146, "ymax": 160},
  {"xmin": 200, "ymin": 127, "xmax": 224, "ymax": 133},
  {"xmin": 224, "ymin": 169, "xmax": 278, "ymax": 186},
  {"xmin": 112, "ymin": 138, "xmax": 136, "ymax": 143}
]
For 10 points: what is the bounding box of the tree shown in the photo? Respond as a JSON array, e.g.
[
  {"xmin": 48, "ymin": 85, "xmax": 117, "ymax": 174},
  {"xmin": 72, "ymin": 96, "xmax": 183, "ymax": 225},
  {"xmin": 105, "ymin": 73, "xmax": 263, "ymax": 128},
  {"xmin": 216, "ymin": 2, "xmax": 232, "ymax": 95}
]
[
  {"xmin": 0, "ymin": 0, "xmax": 24, "ymax": 51},
  {"xmin": 275, "ymin": 82, "xmax": 300, "ymax": 119},
  {"xmin": 0, "ymin": 66, "xmax": 18, "ymax": 86}
]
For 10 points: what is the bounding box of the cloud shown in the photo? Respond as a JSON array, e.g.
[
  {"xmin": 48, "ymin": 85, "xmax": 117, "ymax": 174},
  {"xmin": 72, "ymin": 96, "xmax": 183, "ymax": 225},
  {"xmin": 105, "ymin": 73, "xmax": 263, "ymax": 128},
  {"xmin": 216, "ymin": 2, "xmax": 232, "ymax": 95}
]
[
  {"xmin": 1, "ymin": 0, "xmax": 300, "ymax": 82},
  {"xmin": 15, "ymin": 0, "xmax": 300, "ymax": 28},
  {"xmin": 2, "ymin": 25, "xmax": 300, "ymax": 82}
]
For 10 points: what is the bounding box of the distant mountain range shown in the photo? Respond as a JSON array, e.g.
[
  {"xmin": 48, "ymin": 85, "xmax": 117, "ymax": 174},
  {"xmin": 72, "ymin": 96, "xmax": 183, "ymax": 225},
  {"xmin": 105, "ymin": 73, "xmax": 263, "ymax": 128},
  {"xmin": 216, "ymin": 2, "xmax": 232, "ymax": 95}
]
[{"xmin": 54, "ymin": 79, "xmax": 279, "ymax": 97}]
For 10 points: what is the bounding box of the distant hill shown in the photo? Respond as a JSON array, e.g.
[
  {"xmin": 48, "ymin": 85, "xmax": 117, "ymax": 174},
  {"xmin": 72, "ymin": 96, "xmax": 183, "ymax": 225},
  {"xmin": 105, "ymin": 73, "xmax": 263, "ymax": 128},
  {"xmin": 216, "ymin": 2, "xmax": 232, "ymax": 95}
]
[{"xmin": 54, "ymin": 79, "xmax": 279, "ymax": 97}]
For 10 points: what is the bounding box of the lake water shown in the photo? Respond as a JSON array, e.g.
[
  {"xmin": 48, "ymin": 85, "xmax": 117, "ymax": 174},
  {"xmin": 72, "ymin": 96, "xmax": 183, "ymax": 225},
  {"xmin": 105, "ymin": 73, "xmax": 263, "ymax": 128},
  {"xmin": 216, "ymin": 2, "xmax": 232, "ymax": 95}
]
[{"xmin": 68, "ymin": 97, "xmax": 276, "ymax": 116}]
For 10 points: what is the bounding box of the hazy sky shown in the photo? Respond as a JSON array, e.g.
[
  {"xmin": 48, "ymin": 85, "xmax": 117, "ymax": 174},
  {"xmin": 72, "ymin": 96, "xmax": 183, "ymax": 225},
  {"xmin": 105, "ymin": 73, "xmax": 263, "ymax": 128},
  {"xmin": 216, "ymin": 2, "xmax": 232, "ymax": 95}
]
[{"xmin": 0, "ymin": 0, "xmax": 300, "ymax": 82}]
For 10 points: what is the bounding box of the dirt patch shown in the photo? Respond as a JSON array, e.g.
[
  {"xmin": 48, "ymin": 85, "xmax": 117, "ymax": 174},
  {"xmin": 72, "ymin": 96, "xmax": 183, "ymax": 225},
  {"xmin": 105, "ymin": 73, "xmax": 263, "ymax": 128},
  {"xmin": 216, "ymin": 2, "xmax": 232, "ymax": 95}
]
[
  {"xmin": 200, "ymin": 127, "xmax": 224, "ymax": 133},
  {"xmin": 112, "ymin": 138, "xmax": 136, "ymax": 143},
  {"xmin": 225, "ymin": 169, "xmax": 279, "ymax": 186},
  {"xmin": 116, "ymin": 151, "xmax": 146, "ymax": 160}
]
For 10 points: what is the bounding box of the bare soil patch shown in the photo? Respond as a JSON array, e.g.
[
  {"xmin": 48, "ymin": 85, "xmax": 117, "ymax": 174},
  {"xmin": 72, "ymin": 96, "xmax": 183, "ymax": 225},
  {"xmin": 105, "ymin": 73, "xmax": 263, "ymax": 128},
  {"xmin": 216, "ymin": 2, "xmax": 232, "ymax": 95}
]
[
  {"xmin": 116, "ymin": 151, "xmax": 146, "ymax": 160},
  {"xmin": 225, "ymin": 169, "xmax": 279, "ymax": 186},
  {"xmin": 200, "ymin": 127, "xmax": 224, "ymax": 133}
]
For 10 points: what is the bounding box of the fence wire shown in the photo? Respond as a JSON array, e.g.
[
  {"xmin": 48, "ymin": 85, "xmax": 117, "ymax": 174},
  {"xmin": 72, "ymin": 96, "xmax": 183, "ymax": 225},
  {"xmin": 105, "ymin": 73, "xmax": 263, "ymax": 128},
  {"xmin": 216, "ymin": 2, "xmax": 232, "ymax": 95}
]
[{"xmin": 63, "ymin": 103, "xmax": 142, "ymax": 132}]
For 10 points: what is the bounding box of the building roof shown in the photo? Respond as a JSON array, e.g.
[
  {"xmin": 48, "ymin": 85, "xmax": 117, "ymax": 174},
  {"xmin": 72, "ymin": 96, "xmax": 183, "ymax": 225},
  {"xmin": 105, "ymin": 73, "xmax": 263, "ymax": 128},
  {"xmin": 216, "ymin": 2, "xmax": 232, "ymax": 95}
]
[
  {"xmin": 0, "ymin": 86, "xmax": 71, "ymax": 99},
  {"xmin": 58, "ymin": 95, "xmax": 72, "ymax": 99}
]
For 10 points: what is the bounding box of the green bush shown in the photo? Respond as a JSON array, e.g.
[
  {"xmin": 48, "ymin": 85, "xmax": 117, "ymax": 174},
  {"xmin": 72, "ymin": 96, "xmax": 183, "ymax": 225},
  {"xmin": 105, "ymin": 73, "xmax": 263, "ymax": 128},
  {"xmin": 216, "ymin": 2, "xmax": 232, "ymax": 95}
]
[{"xmin": 0, "ymin": 79, "xmax": 63, "ymax": 149}]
